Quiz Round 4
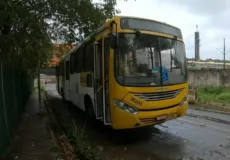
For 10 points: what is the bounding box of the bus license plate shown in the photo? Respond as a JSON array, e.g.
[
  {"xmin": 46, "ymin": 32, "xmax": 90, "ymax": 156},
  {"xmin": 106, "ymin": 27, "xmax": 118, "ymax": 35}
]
[{"xmin": 156, "ymin": 115, "xmax": 168, "ymax": 121}]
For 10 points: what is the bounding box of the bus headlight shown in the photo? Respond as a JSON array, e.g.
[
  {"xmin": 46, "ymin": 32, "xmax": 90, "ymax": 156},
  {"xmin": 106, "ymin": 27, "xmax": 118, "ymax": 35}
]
[
  {"xmin": 180, "ymin": 96, "xmax": 188, "ymax": 106},
  {"xmin": 113, "ymin": 99, "xmax": 138, "ymax": 115}
]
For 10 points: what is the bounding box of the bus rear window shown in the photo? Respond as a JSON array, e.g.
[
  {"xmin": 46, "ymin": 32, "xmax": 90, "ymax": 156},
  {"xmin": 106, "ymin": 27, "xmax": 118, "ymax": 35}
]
[{"xmin": 120, "ymin": 18, "xmax": 182, "ymax": 38}]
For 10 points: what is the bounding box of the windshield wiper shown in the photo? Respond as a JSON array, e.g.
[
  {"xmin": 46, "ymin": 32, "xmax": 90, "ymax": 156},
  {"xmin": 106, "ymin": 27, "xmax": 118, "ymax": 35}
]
[
  {"xmin": 156, "ymin": 38, "xmax": 163, "ymax": 85},
  {"xmin": 172, "ymin": 38, "xmax": 183, "ymax": 74},
  {"xmin": 148, "ymin": 42, "xmax": 154, "ymax": 69}
]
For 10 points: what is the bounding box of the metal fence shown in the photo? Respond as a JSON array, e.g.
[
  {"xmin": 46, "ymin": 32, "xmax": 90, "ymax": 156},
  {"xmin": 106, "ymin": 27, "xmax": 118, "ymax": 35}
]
[{"xmin": 0, "ymin": 62, "xmax": 33, "ymax": 157}]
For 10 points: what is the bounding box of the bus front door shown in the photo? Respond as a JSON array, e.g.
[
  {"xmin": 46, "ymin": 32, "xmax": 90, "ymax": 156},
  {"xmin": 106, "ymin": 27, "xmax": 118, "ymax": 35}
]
[
  {"xmin": 94, "ymin": 40, "xmax": 103, "ymax": 120},
  {"xmin": 103, "ymin": 37, "xmax": 111, "ymax": 124},
  {"xmin": 94, "ymin": 37, "xmax": 111, "ymax": 124}
]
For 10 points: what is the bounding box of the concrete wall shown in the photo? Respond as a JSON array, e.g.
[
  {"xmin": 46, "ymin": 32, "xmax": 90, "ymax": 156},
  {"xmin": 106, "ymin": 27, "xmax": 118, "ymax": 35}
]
[{"xmin": 188, "ymin": 69, "xmax": 230, "ymax": 88}]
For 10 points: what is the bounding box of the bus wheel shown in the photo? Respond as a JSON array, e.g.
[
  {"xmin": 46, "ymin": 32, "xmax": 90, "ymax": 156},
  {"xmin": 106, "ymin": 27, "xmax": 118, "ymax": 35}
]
[{"xmin": 85, "ymin": 96, "xmax": 95, "ymax": 121}]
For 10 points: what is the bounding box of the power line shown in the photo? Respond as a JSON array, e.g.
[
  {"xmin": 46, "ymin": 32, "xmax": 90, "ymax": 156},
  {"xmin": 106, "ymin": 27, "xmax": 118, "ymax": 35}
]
[
  {"xmin": 185, "ymin": 34, "xmax": 230, "ymax": 51},
  {"xmin": 199, "ymin": 34, "xmax": 230, "ymax": 47},
  {"xmin": 215, "ymin": 38, "xmax": 230, "ymax": 69}
]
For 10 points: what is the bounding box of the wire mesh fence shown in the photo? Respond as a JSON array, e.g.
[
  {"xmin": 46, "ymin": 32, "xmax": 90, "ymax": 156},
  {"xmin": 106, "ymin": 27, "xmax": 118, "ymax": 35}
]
[{"xmin": 0, "ymin": 62, "xmax": 33, "ymax": 157}]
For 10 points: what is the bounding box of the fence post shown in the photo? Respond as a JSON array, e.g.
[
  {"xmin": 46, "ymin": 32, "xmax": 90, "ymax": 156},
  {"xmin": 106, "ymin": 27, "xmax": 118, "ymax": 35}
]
[{"xmin": 0, "ymin": 62, "xmax": 10, "ymax": 141}]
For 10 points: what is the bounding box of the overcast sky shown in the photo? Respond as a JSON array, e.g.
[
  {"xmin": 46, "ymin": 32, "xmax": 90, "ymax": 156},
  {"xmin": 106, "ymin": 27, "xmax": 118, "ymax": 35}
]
[{"xmin": 115, "ymin": 0, "xmax": 230, "ymax": 60}]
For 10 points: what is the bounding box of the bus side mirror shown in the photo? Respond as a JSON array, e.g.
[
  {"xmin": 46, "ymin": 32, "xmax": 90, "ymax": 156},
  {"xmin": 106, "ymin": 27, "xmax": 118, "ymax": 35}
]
[
  {"xmin": 86, "ymin": 74, "xmax": 93, "ymax": 87},
  {"xmin": 109, "ymin": 34, "xmax": 117, "ymax": 49}
]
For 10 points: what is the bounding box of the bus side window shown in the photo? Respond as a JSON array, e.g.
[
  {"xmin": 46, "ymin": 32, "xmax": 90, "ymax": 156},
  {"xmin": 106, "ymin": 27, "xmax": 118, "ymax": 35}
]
[
  {"xmin": 70, "ymin": 54, "xmax": 75, "ymax": 74},
  {"xmin": 76, "ymin": 48, "xmax": 83, "ymax": 73},
  {"xmin": 83, "ymin": 42, "xmax": 94, "ymax": 72},
  {"xmin": 60, "ymin": 62, "xmax": 64, "ymax": 76},
  {"xmin": 65, "ymin": 61, "xmax": 70, "ymax": 80},
  {"xmin": 73, "ymin": 51, "xmax": 77, "ymax": 73}
]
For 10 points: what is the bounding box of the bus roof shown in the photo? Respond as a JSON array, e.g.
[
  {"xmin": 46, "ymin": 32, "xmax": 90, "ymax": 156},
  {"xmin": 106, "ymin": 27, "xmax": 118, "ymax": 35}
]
[
  {"xmin": 113, "ymin": 15, "xmax": 181, "ymax": 31},
  {"xmin": 62, "ymin": 16, "xmax": 182, "ymax": 61}
]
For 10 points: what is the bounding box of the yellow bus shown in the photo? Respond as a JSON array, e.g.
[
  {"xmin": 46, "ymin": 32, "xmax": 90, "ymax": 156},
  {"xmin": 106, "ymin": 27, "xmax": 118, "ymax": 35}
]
[{"xmin": 56, "ymin": 16, "xmax": 188, "ymax": 129}]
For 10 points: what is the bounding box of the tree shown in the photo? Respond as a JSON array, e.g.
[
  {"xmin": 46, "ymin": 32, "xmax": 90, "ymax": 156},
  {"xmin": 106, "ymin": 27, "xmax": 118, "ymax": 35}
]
[
  {"xmin": 1, "ymin": 0, "xmax": 53, "ymax": 69},
  {"xmin": 0, "ymin": 0, "xmax": 129, "ymax": 73},
  {"xmin": 47, "ymin": 0, "xmax": 121, "ymax": 44},
  {"xmin": 43, "ymin": 44, "xmax": 76, "ymax": 68}
]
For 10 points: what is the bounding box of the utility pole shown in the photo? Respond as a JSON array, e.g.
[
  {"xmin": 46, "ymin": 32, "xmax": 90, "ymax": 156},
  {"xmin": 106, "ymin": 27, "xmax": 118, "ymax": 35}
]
[
  {"xmin": 194, "ymin": 25, "xmax": 200, "ymax": 61},
  {"xmin": 224, "ymin": 38, "xmax": 226, "ymax": 70}
]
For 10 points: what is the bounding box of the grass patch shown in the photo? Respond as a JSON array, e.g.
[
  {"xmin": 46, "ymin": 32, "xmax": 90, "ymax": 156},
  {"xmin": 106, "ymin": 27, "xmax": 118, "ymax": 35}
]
[
  {"xmin": 44, "ymin": 95, "xmax": 104, "ymax": 160},
  {"xmin": 197, "ymin": 86, "xmax": 230, "ymax": 104},
  {"xmin": 65, "ymin": 122, "xmax": 104, "ymax": 160},
  {"xmin": 50, "ymin": 118, "xmax": 104, "ymax": 160}
]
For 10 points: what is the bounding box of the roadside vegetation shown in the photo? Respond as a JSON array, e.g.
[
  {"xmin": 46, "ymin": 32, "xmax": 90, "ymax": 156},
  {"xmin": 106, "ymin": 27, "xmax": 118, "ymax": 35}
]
[
  {"xmin": 193, "ymin": 86, "xmax": 230, "ymax": 113},
  {"xmin": 197, "ymin": 86, "xmax": 230, "ymax": 104},
  {"xmin": 44, "ymin": 93, "xmax": 105, "ymax": 160}
]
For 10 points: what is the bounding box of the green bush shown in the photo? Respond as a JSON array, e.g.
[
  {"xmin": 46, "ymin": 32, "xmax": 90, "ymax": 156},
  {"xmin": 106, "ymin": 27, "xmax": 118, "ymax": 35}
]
[
  {"xmin": 216, "ymin": 92, "xmax": 230, "ymax": 103},
  {"xmin": 199, "ymin": 86, "xmax": 225, "ymax": 94},
  {"xmin": 197, "ymin": 86, "xmax": 230, "ymax": 104}
]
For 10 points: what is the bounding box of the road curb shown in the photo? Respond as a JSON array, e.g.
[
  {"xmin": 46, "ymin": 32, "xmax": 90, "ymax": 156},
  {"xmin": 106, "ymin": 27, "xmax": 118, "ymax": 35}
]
[
  {"xmin": 187, "ymin": 113, "xmax": 230, "ymax": 125},
  {"xmin": 189, "ymin": 106, "xmax": 230, "ymax": 115}
]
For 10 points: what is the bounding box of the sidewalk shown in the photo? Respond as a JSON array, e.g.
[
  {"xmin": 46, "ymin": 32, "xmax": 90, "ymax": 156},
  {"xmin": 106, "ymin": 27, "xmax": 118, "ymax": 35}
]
[{"xmin": 2, "ymin": 91, "xmax": 62, "ymax": 160}]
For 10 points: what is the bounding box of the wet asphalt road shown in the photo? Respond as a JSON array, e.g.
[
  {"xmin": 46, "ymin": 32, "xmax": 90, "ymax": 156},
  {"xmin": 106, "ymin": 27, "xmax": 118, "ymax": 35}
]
[{"xmin": 45, "ymin": 84, "xmax": 230, "ymax": 160}]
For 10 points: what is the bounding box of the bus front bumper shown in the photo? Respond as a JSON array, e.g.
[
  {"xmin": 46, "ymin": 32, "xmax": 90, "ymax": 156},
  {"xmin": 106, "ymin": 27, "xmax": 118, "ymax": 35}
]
[{"xmin": 111, "ymin": 103, "xmax": 188, "ymax": 129}]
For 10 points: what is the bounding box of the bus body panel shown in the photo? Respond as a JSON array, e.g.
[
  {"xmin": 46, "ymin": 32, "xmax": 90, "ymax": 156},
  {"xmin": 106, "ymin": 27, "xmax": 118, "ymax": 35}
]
[
  {"xmin": 59, "ymin": 76, "xmax": 63, "ymax": 94},
  {"xmin": 64, "ymin": 79, "xmax": 70, "ymax": 100},
  {"xmin": 79, "ymin": 72, "xmax": 95, "ymax": 112},
  {"xmin": 111, "ymin": 101, "xmax": 188, "ymax": 129},
  {"xmin": 69, "ymin": 73, "xmax": 81, "ymax": 108},
  {"xmin": 121, "ymin": 84, "xmax": 188, "ymax": 110},
  {"xmin": 69, "ymin": 72, "xmax": 95, "ymax": 111}
]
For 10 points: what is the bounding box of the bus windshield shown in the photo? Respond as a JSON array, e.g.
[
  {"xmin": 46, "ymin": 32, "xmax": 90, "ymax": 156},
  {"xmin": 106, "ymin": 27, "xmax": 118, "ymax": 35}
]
[{"xmin": 115, "ymin": 33, "xmax": 187, "ymax": 86}]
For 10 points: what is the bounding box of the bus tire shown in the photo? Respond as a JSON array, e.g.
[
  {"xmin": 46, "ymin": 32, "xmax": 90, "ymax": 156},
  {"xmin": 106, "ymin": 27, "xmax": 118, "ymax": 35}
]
[{"xmin": 85, "ymin": 95, "xmax": 95, "ymax": 120}]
